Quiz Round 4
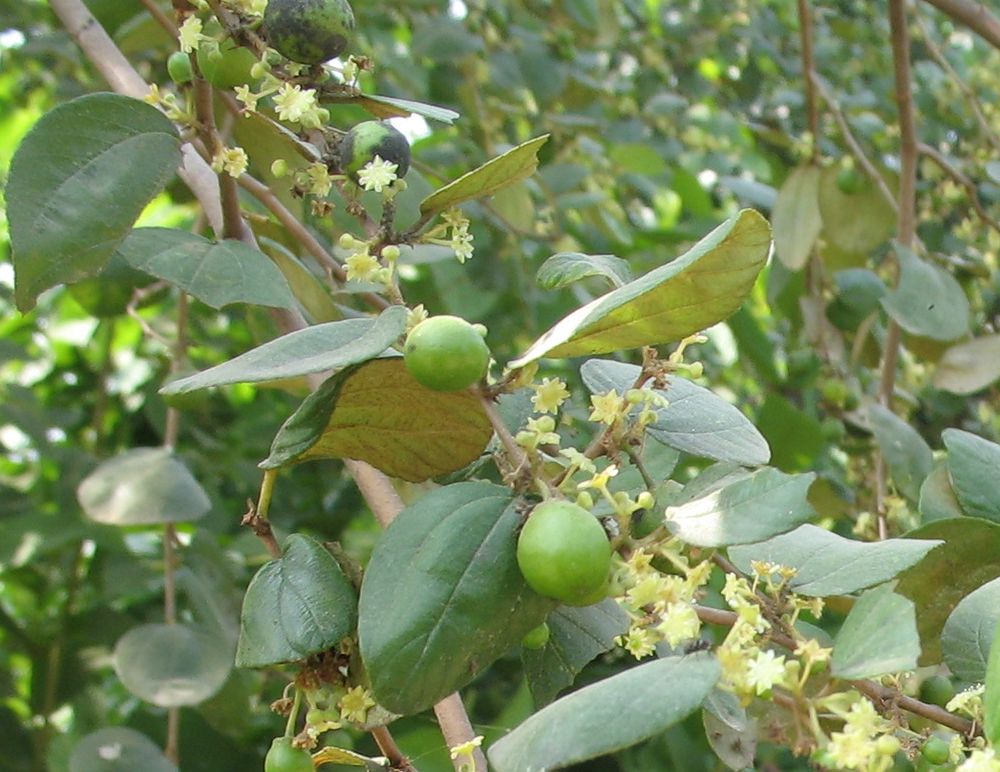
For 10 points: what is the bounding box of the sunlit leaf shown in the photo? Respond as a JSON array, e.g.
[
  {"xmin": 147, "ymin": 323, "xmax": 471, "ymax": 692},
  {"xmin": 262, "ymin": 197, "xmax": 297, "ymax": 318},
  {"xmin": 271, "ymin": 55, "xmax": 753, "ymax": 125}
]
[
  {"xmin": 941, "ymin": 577, "xmax": 1000, "ymax": 681},
  {"xmin": 817, "ymin": 164, "xmax": 896, "ymax": 255},
  {"xmin": 536, "ymin": 252, "xmax": 633, "ymax": 290},
  {"xmin": 933, "ymin": 335, "xmax": 1000, "ymax": 395},
  {"xmin": 772, "ymin": 165, "xmax": 822, "ymax": 270},
  {"xmin": 943, "ymin": 429, "xmax": 1000, "ymax": 522}
]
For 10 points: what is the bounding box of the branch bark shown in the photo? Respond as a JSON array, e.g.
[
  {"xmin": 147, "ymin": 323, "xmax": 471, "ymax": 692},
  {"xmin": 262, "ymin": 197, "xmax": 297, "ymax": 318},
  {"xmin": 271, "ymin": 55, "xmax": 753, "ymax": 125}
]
[{"xmin": 920, "ymin": 0, "xmax": 1000, "ymax": 51}]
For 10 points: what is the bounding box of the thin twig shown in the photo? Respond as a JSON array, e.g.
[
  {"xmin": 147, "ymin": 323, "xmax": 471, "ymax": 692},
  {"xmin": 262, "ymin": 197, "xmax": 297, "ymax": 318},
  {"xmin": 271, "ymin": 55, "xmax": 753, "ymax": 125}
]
[
  {"xmin": 918, "ymin": 142, "xmax": 1000, "ymax": 234},
  {"xmin": 920, "ymin": 0, "xmax": 1000, "ymax": 51},
  {"xmin": 796, "ymin": 0, "xmax": 820, "ymax": 162},
  {"xmin": 479, "ymin": 392, "xmax": 528, "ymax": 471},
  {"xmin": 370, "ymin": 726, "xmax": 416, "ymax": 771},
  {"xmin": 138, "ymin": 0, "xmax": 178, "ymax": 37}
]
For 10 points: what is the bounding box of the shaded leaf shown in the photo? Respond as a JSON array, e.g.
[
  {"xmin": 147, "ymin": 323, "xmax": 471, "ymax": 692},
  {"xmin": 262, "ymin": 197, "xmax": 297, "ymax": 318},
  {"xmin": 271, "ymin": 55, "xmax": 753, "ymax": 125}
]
[
  {"xmin": 918, "ymin": 462, "xmax": 963, "ymax": 522},
  {"xmin": 488, "ymin": 652, "xmax": 720, "ymax": 772},
  {"xmin": 831, "ymin": 584, "xmax": 920, "ymax": 679},
  {"xmin": 69, "ymin": 728, "xmax": 177, "ymax": 772},
  {"xmin": 581, "ymin": 359, "xmax": 770, "ymax": 466},
  {"xmin": 943, "ymin": 429, "xmax": 1000, "ymax": 522},
  {"xmin": 755, "ymin": 393, "xmax": 824, "ymax": 472},
  {"xmin": 880, "ymin": 247, "xmax": 970, "ymax": 342},
  {"xmin": 665, "ymin": 467, "xmax": 815, "ymax": 548},
  {"xmin": 419, "ymin": 135, "xmax": 549, "ymax": 219},
  {"xmin": 703, "ymin": 690, "xmax": 757, "ymax": 771},
  {"xmin": 116, "ymin": 227, "xmax": 295, "ymax": 310},
  {"xmin": 817, "ymin": 164, "xmax": 896, "ymax": 254},
  {"xmin": 940, "ymin": 577, "xmax": 1000, "ymax": 681},
  {"xmin": 728, "ymin": 525, "xmax": 941, "ymax": 597},
  {"xmin": 933, "ymin": 334, "xmax": 1000, "ymax": 394},
  {"xmin": 162, "ymin": 306, "xmax": 407, "ymax": 394},
  {"xmin": 261, "ymin": 358, "xmax": 492, "ymax": 483},
  {"xmin": 897, "ymin": 519, "xmax": 1000, "ymax": 664},
  {"xmin": 236, "ymin": 534, "xmax": 357, "ymax": 667},
  {"xmin": 510, "ymin": 210, "xmax": 771, "ymax": 367},
  {"xmin": 868, "ymin": 404, "xmax": 934, "ymax": 502},
  {"xmin": 77, "ymin": 448, "xmax": 210, "ymax": 525},
  {"xmin": 358, "ymin": 482, "xmax": 554, "ymax": 715},
  {"xmin": 772, "ymin": 165, "xmax": 822, "ymax": 270},
  {"xmin": 536, "ymin": 252, "xmax": 633, "ymax": 290},
  {"xmin": 355, "ymin": 94, "xmax": 459, "ymax": 124},
  {"xmin": 8, "ymin": 93, "xmax": 181, "ymax": 311},
  {"xmin": 522, "ymin": 600, "xmax": 630, "ymax": 707},
  {"xmin": 986, "ymin": 616, "xmax": 1000, "ymax": 746},
  {"xmin": 113, "ymin": 623, "xmax": 231, "ymax": 707}
]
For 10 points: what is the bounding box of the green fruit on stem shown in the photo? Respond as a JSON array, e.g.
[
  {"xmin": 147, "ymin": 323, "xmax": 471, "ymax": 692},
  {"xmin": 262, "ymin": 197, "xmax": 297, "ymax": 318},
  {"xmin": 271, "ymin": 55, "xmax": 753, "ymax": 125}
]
[
  {"xmin": 403, "ymin": 316, "xmax": 490, "ymax": 392},
  {"xmin": 340, "ymin": 121, "xmax": 411, "ymax": 183},
  {"xmin": 167, "ymin": 51, "xmax": 194, "ymax": 84},
  {"xmin": 919, "ymin": 736, "xmax": 951, "ymax": 766},
  {"xmin": 521, "ymin": 622, "xmax": 550, "ymax": 650},
  {"xmin": 264, "ymin": 737, "xmax": 314, "ymax": 772},
  {"xmin": 196, "ymin": 39, "xmax": 258, "ymax": 89},
  {"xmin": 516, "ymin": 500, "xmax": 612, "ymax": 606},
  {"xmin": 919, "ymin": 675, "xmax": 956, "ymax": 708},
  {"xmin": 264, "ymin": 0, "xmax": 355, "ymax": 64},
  {"xmin": 836, "ymin": 163, "xmax": 865, "ymax": 195}
]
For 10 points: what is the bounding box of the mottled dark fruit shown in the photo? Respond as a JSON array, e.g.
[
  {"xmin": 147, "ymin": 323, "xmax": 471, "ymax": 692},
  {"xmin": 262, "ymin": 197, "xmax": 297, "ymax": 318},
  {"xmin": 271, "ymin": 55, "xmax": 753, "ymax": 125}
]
[
  {"xmin": 404, "ymin": 316, "xmax": 490, "ymax": 392},
  {"xmin": 264, "ymin": 0, "xmax": 355, "ymax": 64},
  {"xmin": 264, "ymin": 737, "xmax": 314, "ymax": 772},
  {"xmin": 167, "ymin": 51, "xmax": 194, "ymax": 84},
  {"xmin": 196, "ymin": 39, "xmax": 258, "ymax": 89},
  {"xmin": 340, "ymin": 121, "xmax": 411, "ymax": 182}
]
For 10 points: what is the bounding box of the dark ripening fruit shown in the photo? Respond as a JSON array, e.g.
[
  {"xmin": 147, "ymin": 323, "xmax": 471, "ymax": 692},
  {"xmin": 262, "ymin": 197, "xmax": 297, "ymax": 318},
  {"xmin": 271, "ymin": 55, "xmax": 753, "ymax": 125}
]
[
  {"xmin": 516, "ymin": 501, "xmax": 612, "ymax": 606},
  {"xmin": 340, "ymin": 121, "xmax": 411, "ymax": 182},
  {"xmin": 264, "ymin": 737, "xmax": 314, "ymax": 772},
  {"xmin": 403, "ymin": 316, "xmax": 490, "ymax": 392},
  {"xmin": 264, "ymin": 0, "xmax": 355, "ymax": 64}
]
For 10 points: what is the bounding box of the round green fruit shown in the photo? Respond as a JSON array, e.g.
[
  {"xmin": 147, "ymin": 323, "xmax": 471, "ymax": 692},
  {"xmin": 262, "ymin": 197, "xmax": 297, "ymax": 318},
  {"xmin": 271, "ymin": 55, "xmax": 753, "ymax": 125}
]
[
  {"xmin": 919, "ymin": 736, "xmax": 951, "ymax": 766},
  {"xmin": 516, "ymin": 501, "xmax": 613, "ymax": 606},
  {"xmin": 919, "ymin": 675, "xmax": 956, "ymax": 708},
  {"xmin": 264, "ymin": 0, "xmax": 355, "ymax": 64},
  {"xmin": 196, "ymin": 39, "xmax": 258, "ymax": 89},
  {"xmin": 836, "ymin": 164, "xmax": 865, "ymax": 195},
  {"xmin": 403, "ymin": 316, "xmax": 490, "ymax": 392},
  {"xmin": 167, "ymin": 51, "xmax": 194, "ymax": 84},
  {"xmin": 521, "ymin": 622, "xmax": 550, "ymax": 650},
  {"xmin": 340, "ymin": 121, "xmax": 411, "ymax": 183},
  {"xmin": 264, "ymin": 737, "xmax": 314, "ymax": 772}
]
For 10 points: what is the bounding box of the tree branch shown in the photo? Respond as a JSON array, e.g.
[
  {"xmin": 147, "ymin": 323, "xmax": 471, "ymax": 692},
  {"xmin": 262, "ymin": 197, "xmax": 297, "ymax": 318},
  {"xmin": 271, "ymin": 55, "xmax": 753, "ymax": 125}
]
[
  {"xmin": 796, "ymin": 0, "xmax": 820, "ymax": 162},
  {"xmin": 920, "ymin": 0, "xmax": 1000, "ymax": 51},
  {"xmin": 918, "ymin": 142, "xmax": 1000, "ymax": 234}
]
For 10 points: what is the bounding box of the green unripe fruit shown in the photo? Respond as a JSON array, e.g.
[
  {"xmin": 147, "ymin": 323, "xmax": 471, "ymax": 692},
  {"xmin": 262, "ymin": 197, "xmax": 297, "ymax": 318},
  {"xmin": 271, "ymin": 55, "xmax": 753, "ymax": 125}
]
[
  {"xmin": 836, "ymin": 164, "xmax": 865, "ymax": 195},
  {"xmin": 521, "ymin": 622, "xmax": 550, "ymax": 650},
  {"xmin": 264, "ymin": 0, "xmax": 355, "ymax": 64},
  {"xmin": 919, "ymin": 736, "xmax": 951, "ymax": 766},
  {"xmin": 516, "ymin": 501, "xmax": 613, "ymax": 606},
  {"xmin": 167, "ymin": 51, "xmax": 194, "ymax": 84},
  {"xmin": 403, "ymin": 316, "xmax": 491, "ymax": 392},
  {"xmin": 340, "ymin": 121, "xmax": 411, "ymax": 183},
  {"xmin": 196, "ymin": 39, "xmax": 258, "ymax": 89},
  {"xmin": 264, "ymin": 737, "xmax": 314, "ymax": 772},
  {"xmin": 919, "ymin": 675, "xmax": 956, "ymax": 708}
]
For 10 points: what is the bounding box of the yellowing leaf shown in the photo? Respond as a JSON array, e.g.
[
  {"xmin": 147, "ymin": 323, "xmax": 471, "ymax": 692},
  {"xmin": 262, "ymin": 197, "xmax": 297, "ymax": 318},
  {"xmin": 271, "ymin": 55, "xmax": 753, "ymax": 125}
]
[{"xmin": 772, "ymin": 165, "xmax": 821, "ymax": 270}]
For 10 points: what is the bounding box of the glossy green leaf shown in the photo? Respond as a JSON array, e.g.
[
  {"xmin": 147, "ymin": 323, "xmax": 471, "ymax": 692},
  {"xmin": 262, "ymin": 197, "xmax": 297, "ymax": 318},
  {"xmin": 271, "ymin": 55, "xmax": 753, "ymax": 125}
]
[
  {"xmin": 918, "ymin": 462, "xmax": 964, "ymax": 522},
  {"xmin": 933, "ymin": 334, "xmax": 1000, "ymax": 394},
  {"xmin": 897, "ymin": 519, "xmax": 1000, "ymax": 664},
  {"xmin": 419, "ymin": 135, "xmax": 549, "ymax": 219},
  {"xmin": 358, "ymin": 482, "xmax": 555, "ymax": 715},
  {"xmin": 880, "ymin": 247, "xmax": 970, "ymax": 342},
  {"xmin": 831, "ymin": 584, "xmax": 919, "ymax": 679},
  {"xmin": 665, "ymin": 467, "xmax": 815, "ymax": 548},
  {"xmin": 488, "ymin": 652, "xmax": 721, "ymax": 772},
  {"xmin": 772, "ymin": 165, "xmax": 822, "ymax": 270},
  {"xmin": 355, "ymin": 93, "xmax": 459, "ymax": 124},
  {"xmin": 261, "ymin": 358, "xmax": 492, "ymax": 483},
  {"xmin": 115, "ymin": 227, "xmax": 295, "ymax": 310},
  {"xmin": 77, "ymin": 448, "xmax": 210, "ymax": 525},
  {"xmin": 580, "ymin": 359, "xmax": 770, "ymax": 466},
  {"xmin": 985, "ymin": 616, "xmax": 1000, "ymax": 745},
  {"xmin": 817, "ymin": 164, "xmax": 896, "ymax": 255},
  {"xmin": 510, "ymin": 209, "xmax": 771, "ymax": 367},
  {"xmin": 8, "ymin": 93, "xmax": 181, "ymax": 311},
  {"xmin": 69, "ymin": 728, "xmax": 177, "ymax": 772},
  {"xmin": 522, "ymin": 600, "xmax": 630, "ymax": 707},
  {"xmin": 940, "ymin": 577, "xmax": 1000, "ymax": 681},
  {"xmin": 236, "ymin": 534, "xmax": 357, "ymax": 667},
  {"xmin": 728, "ymin": 525, "xmax": 942, "ymax": 597},
  {"xmin": 703, "ymin": 690, "xmax": 757, "ymax": 771},
  {"xmin": 161, "ymin": 306, "xmax": 406, "ymax": 394},
  {"xmin": 868, "ymin": 405, "xmax": 934, "ymax": 502},
  {"xmin": 943, "ymin": 429, "xmax": 1000, "ymax": 522},
  {"xmin": 536, "ymin": 252, "xmax": 634, "ymax": 290},
  {"xmin": 113, "ymin": 623, "xmax": 231, "ymax": 707}
]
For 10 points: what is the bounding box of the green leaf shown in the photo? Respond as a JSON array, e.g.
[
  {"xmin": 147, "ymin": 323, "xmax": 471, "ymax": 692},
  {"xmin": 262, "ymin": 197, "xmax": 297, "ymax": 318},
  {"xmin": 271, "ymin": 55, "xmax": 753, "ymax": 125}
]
[
  {"xmin": 8, "ymin": 93, "xmax": 181, "ymax": 311},
  {"xmin": 943, "ymin": 429, "xmax": 1000, "ymax": 522},
  {"xmin": 918, "ymin": 462, "xmax": 964, "ymax": 522},
  {"xmin": 115, "ymin": 227, "xmax": 295, "ymax": 310},
  {"xmin": 236, "ymin": 534, "xmax": 357, "ymax": 668},
  {"xmin": 355, "ymin": 93, "xmax": 459, "ymax": 124},
  {"xmin": 703, "ymin": 690, "xmax": 757, "ymax": 771},
  {"xmin": 260, "ymin": 238, "xmax": 343, "ymax": 322},
  {"xmin": 985, "ymin": 616, "xmax": 1000, "ymax": 746},
  {"xmin": 826, "ymin": 269, "xmax": 887, "ymax": 332},
  {"xmin": 755, "ymin": 393, "xmax": 824, "ymax": 472},
  {"xmin": 728, "ymin": 525, "xmax": 942, "ymax": 597},
  {"xmin": 113, "ymin": 623, "xmax": 231, "ymax": 707},
  {"xmin": 161, "ymin": 306, "xmax": 407, "ymax": 394},
  {"xmin": 896, "ymin": 519, "xmax": 1000, "ymax": 664},
  {"xmin": 69, "ymin": 728, "xmax": 177, "ymax": 772},
  {"xmin": 580, "ymin": 359, "xmax": 770, "ymax": 466},
  {"xmin": 488, "ymin": 652, "xmax": 721, "ymax": 772},
  {"xmin": 867, "ymin": 405, "xmax": 934, "ymax": 502},
  {"xmin": 933, "ymin": 334, "xmax": 1000, "ymax": 394},
  {"xmin": 358, "ymin": 482, "xmax": 555, "ymax": 715},
  {"xmin": 880, "ymin": 246, "xmax": 970, "ymax": 342},
  {"xmin": 261, "ymin": 358, "xmax": 492, "ymax": 483},
  {"xmin": 772, "ymin": 165, "xmax": 822, "ymax": 270},
  {"xmin": 419, "ymin": 135, "xmax": 549, "ymax": 219},
  {"xmin": 940, "ymin": 577, "xmax": 1000, "ymax": 681},
  {"xmin": 510, "ymin": 210, "xmax": 772, "ymax": 367},
  {"xmin": 77, "ymin": 448, "xmax": 210, "ymax": 525},
  {"xmin": 817, "ymin": 164, "xmax": 896, "ymax": 255},
  {"xmin": 831, "ymin": 584, "xmax": 920, "ymax": 679},
  {"xmin": 521, "ymin": 600, "xmax": 630, "ymax": 707},
  {"xmin": 536, "ymin": 252, "xmax": 634, "ymax": 290},
  {"xmin": 665, "ymin": 467, "xmax": 815, "ymax": 548}
]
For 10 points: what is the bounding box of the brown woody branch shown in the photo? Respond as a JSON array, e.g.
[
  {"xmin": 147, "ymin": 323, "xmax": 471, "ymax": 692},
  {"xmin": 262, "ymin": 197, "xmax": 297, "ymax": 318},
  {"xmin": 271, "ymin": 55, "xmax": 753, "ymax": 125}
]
[{"xmin": 920, "ymin": 0, "xmax": 1000, "ymax": 51}]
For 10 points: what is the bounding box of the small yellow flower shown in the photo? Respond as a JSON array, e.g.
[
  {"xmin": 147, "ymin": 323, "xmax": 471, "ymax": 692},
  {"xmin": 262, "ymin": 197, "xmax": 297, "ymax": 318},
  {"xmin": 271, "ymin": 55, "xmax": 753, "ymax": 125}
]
[
  {"xmin": 577, "ymin": 464, "xmax": 618, "ymax": 494},
  {"xmin": 178, "ymin": 16, "xmax": 204, "ymax": 54},
  {"xmin": 745, "ymin": 649, "xmax": 787, "ymax": 695},
  {"xmin": 273, "ymin": 83, "xmax": 320, "ymax": 124},
  {"xmin": 656, "ymin": 602, "xmax": 701, "ymax": 647},
  {"xmin": 451, "ymin": 222, "xmax": 474, "ymax": 263},
  {"xmin": 406, "ymin": 304, "xmax": 428, "ymax": 332},
  {"xmin": 338, "ymin": 686, "xmax": 376, "ymax": 724},
  {"xmin": 345, "ymin": 250, "xmax": 381, "ymax": 282},
  {"xmin": 617, "ymin": 626, "xmax": 657, "ymax": 659},
  {"xmin": 449, "ymin": 735, "xmax": 484, "ymax": 772},
  {"xmin": 234, "ymin": 85, "xmax": 261, "ymax": 112},
  {"xmin": 211, "ymin": 146, "xmax": 249, "ymax": 177},
  {"xmin": 958, "ymin": 748, "xmax": 1000, "ymax": 772},
  {"xmin": 589, "ymin": 389, "xmax": 626, "ymax": 425},
  {"xmin": 947, "ymin": 684, "xmax": 985, "ymax": 721},
  {"xmin": 532, "ymin": 377, "xmax": 571, "ymax": 414},
  {"xmin": 357, "ymin": 155, "xmax": 399, "ymax": 193},
  {"xmin": 304, "ymin": 162, "xmax": 333, "ymax": 197}
]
